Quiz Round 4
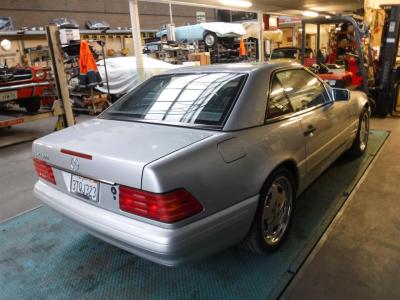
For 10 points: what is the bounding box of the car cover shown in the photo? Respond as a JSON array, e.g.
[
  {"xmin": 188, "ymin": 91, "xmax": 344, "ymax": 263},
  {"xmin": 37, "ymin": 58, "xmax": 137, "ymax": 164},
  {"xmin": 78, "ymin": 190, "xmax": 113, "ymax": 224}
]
[
  {"xmin": 200, "ymin": 22, "xmax": 246, "ymax": 37},
  {"xmin": 96, "ymin": 56, "xmax": 179, "ymax": 95},
  {"xmin": 242, "ymin": 22, "xmax": 283, "ymax": 41}
]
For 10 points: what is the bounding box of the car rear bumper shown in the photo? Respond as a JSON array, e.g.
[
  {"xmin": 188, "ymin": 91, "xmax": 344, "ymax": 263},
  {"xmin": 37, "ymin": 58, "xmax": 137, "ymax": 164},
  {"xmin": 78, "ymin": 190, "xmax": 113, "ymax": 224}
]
[
  {"xmin": 34, "ymin": 180, "xmax": 259, "ymax": 266},
  {"xmin": 0, "ymin": 81, "xmax": 50, "ymax": 92}
]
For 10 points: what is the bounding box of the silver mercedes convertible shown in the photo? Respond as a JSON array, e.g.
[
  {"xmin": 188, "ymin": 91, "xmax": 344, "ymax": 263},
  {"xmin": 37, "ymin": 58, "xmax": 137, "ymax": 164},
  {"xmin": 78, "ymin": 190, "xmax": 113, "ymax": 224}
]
[{"xmin": 33, "ymin": 63, "xmax": 370, "ymax": 266}]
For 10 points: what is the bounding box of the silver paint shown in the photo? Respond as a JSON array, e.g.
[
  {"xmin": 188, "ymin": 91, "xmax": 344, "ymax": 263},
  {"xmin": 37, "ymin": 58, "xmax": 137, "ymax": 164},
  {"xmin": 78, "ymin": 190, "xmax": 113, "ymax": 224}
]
[{"xmin": 33, "ymin": 62, "xmax": 368, "ymax": 266}]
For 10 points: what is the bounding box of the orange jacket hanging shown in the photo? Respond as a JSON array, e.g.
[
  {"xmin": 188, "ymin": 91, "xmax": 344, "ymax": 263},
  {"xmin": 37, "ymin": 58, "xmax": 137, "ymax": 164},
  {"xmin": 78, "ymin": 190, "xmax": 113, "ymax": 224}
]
[{"xmin": 78, "ymin": 40, "xmax": 103, "ymax": 88}]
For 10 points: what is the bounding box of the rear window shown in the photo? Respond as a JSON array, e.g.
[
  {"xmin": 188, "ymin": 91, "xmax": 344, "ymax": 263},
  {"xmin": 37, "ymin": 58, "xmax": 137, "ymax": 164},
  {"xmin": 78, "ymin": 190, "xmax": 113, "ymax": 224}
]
[{"xmin": 100, "ymin": 72, "xmax": 246, "ymax": 128}]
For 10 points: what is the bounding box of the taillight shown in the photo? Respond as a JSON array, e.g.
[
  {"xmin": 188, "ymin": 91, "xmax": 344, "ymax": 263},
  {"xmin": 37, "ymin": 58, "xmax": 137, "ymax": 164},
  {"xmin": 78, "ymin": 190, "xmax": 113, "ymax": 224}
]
[
  {"xmin": 119, "ymin": 186, "xmax": 203, "ymax": 223},
  {"xmin": 33, "ymin": 158, "xmax": 56, "ymax": 185}
]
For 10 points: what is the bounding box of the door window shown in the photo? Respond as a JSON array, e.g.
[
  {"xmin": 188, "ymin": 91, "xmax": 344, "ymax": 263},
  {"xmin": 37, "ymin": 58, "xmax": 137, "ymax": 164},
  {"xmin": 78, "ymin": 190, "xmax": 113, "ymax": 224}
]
[
  {"xmin": 266, "ymin": 76, "xmax": 294, "ymax": 119},
  {"xmin": 276, "ymin": 69, "xmax": 329, "ymax": 112}
]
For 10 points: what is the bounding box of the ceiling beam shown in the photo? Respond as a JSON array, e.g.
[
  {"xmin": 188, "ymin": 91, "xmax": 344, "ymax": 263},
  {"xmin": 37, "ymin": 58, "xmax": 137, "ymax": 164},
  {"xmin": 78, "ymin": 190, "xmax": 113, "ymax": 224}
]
[
  {"xmin": 139, "ymin": 0, "xmax": 302, "ymax": 15},
  {"xmin": 139, "ymin": 0, "xmax": 363, "ymax": 16}
]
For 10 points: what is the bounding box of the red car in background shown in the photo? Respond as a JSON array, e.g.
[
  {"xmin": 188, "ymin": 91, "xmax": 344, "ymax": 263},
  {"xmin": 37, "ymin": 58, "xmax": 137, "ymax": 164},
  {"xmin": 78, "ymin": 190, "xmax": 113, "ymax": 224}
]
[{"xmin": 0, "ymin": 65, "xmax": 52, "ymax": 113}]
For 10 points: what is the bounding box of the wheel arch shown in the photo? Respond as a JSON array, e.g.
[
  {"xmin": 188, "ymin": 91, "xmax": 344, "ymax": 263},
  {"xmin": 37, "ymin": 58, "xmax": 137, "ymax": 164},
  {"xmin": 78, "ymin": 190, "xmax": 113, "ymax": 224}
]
[
  {"xmin": 202, "ymin": 30, "xmax": 213, "ymax": 39},
  {"xmin": 242, "ymin": 158, "xmax": 299, "ymax": 253},
  {"xmin": 351, "ymin": 91, "xmax": 370, "ymax": 115},
  {"xmin": 202, "ymin": 30, "xmax": 218, "ymax": 47},
  {"xmin": 264, "ymin": 159, "xmax": 299, "ymax": 194}
]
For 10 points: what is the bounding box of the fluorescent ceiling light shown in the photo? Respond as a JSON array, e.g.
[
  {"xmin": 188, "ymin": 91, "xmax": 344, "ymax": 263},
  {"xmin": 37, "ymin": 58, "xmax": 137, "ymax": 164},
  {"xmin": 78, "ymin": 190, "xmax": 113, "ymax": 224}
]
[
  {"xmin": 219, "ymin": 0, "xmax": 252, "ymax": 8},
  {"xmin": 302, "ymin": 11, "xmax": 319, "ymax": 17}
]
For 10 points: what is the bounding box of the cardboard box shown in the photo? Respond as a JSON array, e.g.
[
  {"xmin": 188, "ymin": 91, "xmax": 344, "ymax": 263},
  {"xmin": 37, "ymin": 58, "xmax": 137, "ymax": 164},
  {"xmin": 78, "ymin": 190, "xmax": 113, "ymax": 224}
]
[{"xmin": 189, "ymin": 52, "xmax": 210, "ymax": 65}]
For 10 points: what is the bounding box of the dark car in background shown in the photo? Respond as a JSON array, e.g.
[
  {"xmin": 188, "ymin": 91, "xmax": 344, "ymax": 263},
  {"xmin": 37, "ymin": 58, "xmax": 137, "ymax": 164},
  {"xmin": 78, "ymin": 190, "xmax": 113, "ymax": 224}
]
[{"xmin": 269, "ymin": 47, "xmax": 314, "ymax": 62}]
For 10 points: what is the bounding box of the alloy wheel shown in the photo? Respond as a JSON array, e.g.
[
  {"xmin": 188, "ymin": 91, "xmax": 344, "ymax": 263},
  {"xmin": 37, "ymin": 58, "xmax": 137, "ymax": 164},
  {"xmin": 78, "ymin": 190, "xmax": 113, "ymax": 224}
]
[{"xmin": 262, "ymin": 176, "xmax": 293, "ymax": 245}]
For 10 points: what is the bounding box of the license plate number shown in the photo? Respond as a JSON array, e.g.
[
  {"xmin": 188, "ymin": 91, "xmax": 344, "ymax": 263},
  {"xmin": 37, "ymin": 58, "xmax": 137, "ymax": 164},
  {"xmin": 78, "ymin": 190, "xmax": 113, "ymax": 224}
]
[
  {"xmin": 70, "ymin": 175, "xmax": 99, "ymax": 202},
  {"xmin": 0, "ymin": 90, "xmax": 18, "ymax": 102}
]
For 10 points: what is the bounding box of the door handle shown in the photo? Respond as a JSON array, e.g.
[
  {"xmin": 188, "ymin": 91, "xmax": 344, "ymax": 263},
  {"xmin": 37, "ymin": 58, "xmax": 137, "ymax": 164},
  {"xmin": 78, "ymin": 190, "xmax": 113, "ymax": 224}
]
[{"xmin": 304, "ymin": 125, "xmax": 316, "ymax": 136}]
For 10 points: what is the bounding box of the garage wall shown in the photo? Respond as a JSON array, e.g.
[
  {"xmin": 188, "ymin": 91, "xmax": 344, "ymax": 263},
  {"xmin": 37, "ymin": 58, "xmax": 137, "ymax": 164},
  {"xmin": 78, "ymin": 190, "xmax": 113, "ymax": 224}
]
[
  {"xmin": 0, "ymin": 0, "xmax": 217, "ymax": 31},
  {"xmin": 0, "ymin": 36, "xmax": 49, "ymax": 67}
]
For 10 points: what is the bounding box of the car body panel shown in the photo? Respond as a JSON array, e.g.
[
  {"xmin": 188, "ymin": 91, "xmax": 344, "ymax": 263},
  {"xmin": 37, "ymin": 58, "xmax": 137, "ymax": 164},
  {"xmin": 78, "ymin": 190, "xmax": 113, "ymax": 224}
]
[
  {"xmin": 175, "ymin": 24, "xmax": 204, "ymax": 41},
  {"xmin": 33, "ymin": 62, "xmax": 368, "ymax": 266},
  {"xmin": 141, "ymin": 115, "xmax": 307, "ymax": 219},
  {"xmin": 33, "ymin": 119, "xmax": 216, "ymax": 188},
  {"xmin": 35, "ymin": 180, "xmax": 258, "ymax": 266},
  {"xmin": 300, "ymin": 101, "xmax": 354, "ymax": 185}
]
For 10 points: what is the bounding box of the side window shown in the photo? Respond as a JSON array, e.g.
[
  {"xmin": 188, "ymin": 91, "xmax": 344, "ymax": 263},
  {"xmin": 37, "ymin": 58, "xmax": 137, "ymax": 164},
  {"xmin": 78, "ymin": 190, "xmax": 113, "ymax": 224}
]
[
  {"xmin": 276, "ymin": 69, "xmax": 329, "ymax": 112},
  {"xmin": 267, "ymin": 76, "xmax": 294, "ymax": 119}
]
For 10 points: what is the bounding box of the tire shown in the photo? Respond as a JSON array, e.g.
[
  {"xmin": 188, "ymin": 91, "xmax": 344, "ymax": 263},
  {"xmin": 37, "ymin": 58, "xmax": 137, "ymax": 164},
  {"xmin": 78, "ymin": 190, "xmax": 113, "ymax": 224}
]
[
  {"xmin": 203, "ymin": 32, "xmax": 217, "ymax": 48},
  {"xmin": 242, "ymin": 168, "xmax": 296, "ymax": 254},
  {"xmin": 24, "ymin": 97, "xmax": 41, "ymax": 113},
  {"xmin": 349, "ymin": 107, "xmax": 370, "ymax": 157}
]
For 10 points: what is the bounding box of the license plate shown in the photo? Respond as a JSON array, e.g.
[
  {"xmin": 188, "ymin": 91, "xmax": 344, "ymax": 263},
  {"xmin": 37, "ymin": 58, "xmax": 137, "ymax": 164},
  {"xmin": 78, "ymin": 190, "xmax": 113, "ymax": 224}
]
[
  {"xmin": 70, "ymin": 174, "xmax": 99, "ymax": 202},
  {"xmin": 0, "ymin": 90, "xmax": 18, "ymax": 102}
]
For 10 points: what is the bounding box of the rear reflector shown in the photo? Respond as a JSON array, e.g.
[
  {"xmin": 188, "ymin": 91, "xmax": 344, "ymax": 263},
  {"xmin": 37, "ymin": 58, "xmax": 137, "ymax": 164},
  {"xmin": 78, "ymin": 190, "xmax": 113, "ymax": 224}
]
[
  {"xmin": 33, "ymin": 158, "xmax": 56, "ymax": 185},
  {"xmin": 61, "ymin": 149, "xmax": 92, "ymax": 160},
  {"xmin": 119, "ymin": 186, "xmax": 203, "ymax": 223}
]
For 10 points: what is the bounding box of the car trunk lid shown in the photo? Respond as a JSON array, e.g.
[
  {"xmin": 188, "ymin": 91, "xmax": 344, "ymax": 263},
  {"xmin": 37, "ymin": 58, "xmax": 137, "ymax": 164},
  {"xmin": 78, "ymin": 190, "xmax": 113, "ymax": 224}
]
[{"xmin": 33, "ymin": 119, "xmax": 214, "ymax": 188}]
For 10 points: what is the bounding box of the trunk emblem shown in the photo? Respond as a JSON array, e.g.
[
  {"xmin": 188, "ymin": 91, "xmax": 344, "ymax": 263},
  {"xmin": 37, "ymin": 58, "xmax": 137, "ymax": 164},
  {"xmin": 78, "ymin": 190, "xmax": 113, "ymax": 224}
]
[{"xmin": 70, "ymin": 158, "xmax": 79, "ymax": 171}]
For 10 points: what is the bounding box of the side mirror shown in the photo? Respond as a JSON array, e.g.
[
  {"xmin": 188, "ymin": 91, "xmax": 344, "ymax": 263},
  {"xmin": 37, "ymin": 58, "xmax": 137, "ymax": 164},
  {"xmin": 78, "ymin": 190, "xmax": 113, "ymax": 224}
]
[{"xmin": 332, "ymin": 88, "xmax": 350, "ymax": 101}]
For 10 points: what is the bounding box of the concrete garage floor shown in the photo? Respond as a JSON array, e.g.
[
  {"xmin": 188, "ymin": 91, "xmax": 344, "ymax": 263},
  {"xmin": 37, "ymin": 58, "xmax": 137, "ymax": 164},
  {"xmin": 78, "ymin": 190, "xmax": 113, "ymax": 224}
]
[
  {"xmin": 0, "ymin": 116, "xmax": 399, "ymax": 299},
  {"xmin": 0, "ymin": 117, "xmax": 57, "ymax": 222},
  {"xmin": 283, "ymin": 116, "xmax": 400, "ymax": 300},
  {"xmin": 0, "ymin": 115, "xmax": 92, "ymax": 222}
]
